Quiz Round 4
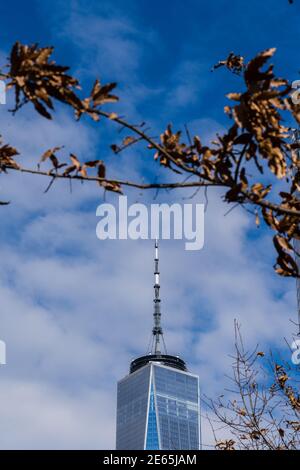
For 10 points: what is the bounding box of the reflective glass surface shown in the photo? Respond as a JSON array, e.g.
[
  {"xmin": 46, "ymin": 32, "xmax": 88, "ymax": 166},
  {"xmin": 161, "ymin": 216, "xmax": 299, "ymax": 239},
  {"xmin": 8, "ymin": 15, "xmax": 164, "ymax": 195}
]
[
  {"xmin": 116, "ymin": 365, "xmax": 150, "ymax": 450},
  {"xmin": 145, "ymin": 384, "xmax": 159, "ymax": 450},
  {"xmin": 116, "ymin": 362, "xmax": 200, "ymax": 450},
  {"xmin": 153, "ymin": 365, "xmax": 200, "ymax": 450}
]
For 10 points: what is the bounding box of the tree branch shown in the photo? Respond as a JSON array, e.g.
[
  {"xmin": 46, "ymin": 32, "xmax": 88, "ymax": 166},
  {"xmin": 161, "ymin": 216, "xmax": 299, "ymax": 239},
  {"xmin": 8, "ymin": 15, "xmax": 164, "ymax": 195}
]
[{"xmin": 5, "ymin": 165, "xmax": 300, "ymax": 219}]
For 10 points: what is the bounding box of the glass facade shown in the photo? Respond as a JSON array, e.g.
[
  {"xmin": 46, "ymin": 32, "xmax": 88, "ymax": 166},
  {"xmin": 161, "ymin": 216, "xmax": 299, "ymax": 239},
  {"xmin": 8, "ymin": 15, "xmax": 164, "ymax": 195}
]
[
  {"xmin": 153, "ymin": 364, "xmax": 199, "ymax": 450},
  {"xmin": 116, "ymin": 364, "xmax": 151, "ymax": 450},
  {"xmin": 116, "ymin": 362, "xmax": 200, "ymax": 450},
  {"xmin": 145, "ymin": 384, "xmax": 159, "ymax": 450}
]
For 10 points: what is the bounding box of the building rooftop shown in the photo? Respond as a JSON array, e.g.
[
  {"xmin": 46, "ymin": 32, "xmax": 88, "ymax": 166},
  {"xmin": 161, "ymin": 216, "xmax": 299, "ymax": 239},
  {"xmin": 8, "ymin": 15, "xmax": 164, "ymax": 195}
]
[{"xmin": 130, "ymin": 353, "xmax": 187, "ymax": 374}]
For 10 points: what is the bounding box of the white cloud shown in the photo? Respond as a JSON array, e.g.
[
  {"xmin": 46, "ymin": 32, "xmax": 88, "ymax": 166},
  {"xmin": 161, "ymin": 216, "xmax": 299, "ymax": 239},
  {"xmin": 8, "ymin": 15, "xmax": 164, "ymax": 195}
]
[
  {"xmin": 54, "ymin": 2, "xmax": 158, "ymax": 83},
  {"xmin": 165, "ymin": 60, "xmax": 208, "ymax": 108},
  {"xmin": 0, "ymin": 379, "xmax": 114, "ymax": 449}
]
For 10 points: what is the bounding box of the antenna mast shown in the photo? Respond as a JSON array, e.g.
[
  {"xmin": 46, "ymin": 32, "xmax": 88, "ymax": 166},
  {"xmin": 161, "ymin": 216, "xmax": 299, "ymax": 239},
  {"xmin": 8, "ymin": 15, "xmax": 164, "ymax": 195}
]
[{"xmin": 152, "ymin": 239, "xmax": 167, "ymax": 354}]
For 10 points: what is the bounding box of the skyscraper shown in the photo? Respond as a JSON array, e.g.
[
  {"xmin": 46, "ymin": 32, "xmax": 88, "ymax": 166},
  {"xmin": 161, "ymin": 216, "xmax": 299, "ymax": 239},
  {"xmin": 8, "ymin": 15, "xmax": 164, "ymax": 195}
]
[{"xmin": 116, "ymin": 241, "xmax": 201, "ymax": 450}]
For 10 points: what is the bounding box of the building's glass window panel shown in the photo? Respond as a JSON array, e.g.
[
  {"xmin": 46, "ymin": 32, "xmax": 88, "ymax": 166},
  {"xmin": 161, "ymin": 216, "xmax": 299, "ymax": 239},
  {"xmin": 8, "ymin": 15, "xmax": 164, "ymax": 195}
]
[
  {"xmin": 189, "ymin": 422, "xmax": 198, "ymax": 449},
  {"xmin": 179, "ymin": 420, "xmax": 189, "ymax": 448},
  {"xmin": 178, "ymin": 402, "xmax": 188, "ymax": 418},
  {"xmin": 145, "ymin": 384, "xmax": 159, "ymax": 450},
  {"xmin": 154, "ymin": 366, "xmax": 198, "ymax": 403},
  {"xmin": 153, "ymin": 365, "xmax": 200, "ymax": 450},
  {"xmin": 168, "ymin": 399, "xmax": 177, "ymax": 416},
  {"xmin": 116, "ymin": 365, "xmax": 151, "ymax": 450},
  {"xmin": 156, "ymin": 395, "xmax": 167, "ymax": 412},
  {"xmin": 188, "ymin": 408, "xmax": 198, "ymax": 422},
  {"xmin": 160, "ymin": 414, "xmax": 169, "ymax": 449},
  {"xmin": 169, "ymin": 417, "xmax": 180, "ymax": 450}
]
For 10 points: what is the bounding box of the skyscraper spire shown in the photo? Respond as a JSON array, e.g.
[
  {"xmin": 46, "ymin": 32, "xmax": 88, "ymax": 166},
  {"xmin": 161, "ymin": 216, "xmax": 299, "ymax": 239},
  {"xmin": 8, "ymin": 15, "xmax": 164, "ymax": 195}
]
[
  {"xmin": 152, "ymin": 239, "xmax": 165, "ymax": 354},
  {"xmin": 129, "ymin": 239, "xmax": 186, "ymax": 373}
]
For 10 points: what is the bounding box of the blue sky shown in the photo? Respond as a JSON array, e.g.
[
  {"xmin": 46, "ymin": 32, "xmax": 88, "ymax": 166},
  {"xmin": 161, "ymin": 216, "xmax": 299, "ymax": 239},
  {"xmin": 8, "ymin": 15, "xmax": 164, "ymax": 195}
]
[{"xmin": 0, "ymin": 0, "xmax": 299, "ymax": 449}]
